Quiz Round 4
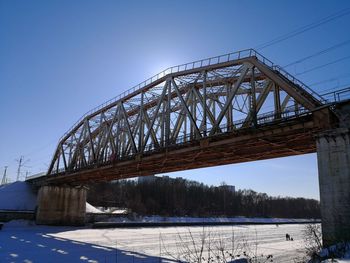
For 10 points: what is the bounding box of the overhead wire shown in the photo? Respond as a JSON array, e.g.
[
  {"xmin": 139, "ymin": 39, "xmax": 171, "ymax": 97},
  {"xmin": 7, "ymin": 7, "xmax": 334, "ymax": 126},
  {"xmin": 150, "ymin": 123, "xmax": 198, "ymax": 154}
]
[
  {"xmin": 319, "ymin": 85, "xmax": 349, "ymax": 94},
  {"xmin": 308, "ymin": 74, "xmax": 350, "ymax": 87},
  {"xmin": 295, "ymin": 55, "xmax": 350, "ymax": 76},
  {"xmin": 283, "ymin": 39, "xmax": 350, "ymax": 68},
  {"xmin": 251, "ymin": 7, "xmax": 350, "ymax": 92},
  {"xmin": 255, "ymin": 7, "xmax": 350, "ymax": 50}
]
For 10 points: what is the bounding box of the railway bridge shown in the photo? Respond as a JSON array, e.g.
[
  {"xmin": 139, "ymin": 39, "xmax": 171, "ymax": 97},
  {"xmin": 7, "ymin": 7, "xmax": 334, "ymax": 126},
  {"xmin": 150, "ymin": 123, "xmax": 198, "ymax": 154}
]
[{"xmin": 27, "ymin": 49, "xmax": 350, "ymax": 246}]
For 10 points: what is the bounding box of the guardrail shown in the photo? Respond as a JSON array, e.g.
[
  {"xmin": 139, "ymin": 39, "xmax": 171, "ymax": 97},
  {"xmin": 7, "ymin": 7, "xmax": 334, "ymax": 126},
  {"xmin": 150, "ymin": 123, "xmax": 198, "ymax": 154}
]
[
  {"xmin": 321, "ymin": 87, "xmax": 350, "ymax": 103},
  {"xmin": 142, "ymin": 105, "xmax": 309, "ymax": 154}
]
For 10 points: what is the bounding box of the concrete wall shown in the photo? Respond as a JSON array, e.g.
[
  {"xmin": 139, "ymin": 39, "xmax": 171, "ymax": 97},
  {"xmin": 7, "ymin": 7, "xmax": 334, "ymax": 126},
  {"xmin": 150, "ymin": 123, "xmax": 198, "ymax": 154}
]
[
  {"xmin": 36, "ymin": 185, "xmax": 86, "ymax": 226},
  {"xmin": 317, "ymin": 128, "xmax": 350, "ymax": 246}
]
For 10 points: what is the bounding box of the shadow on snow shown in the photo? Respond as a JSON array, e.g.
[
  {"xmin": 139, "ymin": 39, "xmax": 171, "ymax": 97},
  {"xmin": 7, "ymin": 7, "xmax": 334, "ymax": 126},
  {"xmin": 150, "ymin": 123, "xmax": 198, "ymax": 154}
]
[{"xmin": 0, "ymin": 223, "xmax": 175, "ymax": 263}]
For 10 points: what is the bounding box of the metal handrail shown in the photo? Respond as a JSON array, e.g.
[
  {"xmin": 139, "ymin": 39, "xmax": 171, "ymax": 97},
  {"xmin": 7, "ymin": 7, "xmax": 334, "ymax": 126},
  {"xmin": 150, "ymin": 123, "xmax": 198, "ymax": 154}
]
[
  {"xmin": 59, "ymin": 49, "xmax": 323, "ymax": 141},
  {"xmin": 321, "ymin": 87, "xmax": 350, "ymax": 103}
]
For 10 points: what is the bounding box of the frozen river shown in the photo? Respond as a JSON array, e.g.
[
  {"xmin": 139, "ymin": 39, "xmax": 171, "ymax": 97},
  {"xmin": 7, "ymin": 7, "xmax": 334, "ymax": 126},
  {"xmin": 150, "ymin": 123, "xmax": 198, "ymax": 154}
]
[{"xmin": 0, "ymin": 222, "xmax": 314, "ymax": 262}]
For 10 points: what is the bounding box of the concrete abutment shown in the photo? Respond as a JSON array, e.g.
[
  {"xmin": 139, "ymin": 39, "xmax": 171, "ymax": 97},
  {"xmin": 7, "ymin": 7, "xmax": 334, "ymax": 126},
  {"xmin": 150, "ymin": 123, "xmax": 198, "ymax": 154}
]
[
  {"xmin": 316, "ymin": 128, "xmax": 350, "ymax": 246},
  {"xmin": 36, "ymin": 185, "xmax": 87, "ymax": 226}
]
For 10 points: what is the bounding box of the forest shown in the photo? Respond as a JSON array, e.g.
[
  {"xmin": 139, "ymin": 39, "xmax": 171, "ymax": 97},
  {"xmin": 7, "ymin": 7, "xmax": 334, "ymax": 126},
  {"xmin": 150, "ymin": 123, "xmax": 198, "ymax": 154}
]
[{"xmin": 87, "ymin": 176, "xmax": 320, "ymax": 218}]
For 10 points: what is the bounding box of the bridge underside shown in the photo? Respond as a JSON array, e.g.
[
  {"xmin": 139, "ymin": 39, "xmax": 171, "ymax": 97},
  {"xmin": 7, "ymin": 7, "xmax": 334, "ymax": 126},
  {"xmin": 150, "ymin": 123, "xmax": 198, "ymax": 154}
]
[{"xmin": 40, "ymin": 114, "xmax": 322, "ymax": 185}]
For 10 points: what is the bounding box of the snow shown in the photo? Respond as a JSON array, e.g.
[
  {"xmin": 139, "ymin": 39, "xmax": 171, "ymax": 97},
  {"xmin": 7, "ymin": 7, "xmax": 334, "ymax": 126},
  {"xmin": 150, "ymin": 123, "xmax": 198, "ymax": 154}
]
[
  {"xmin": 0, "ymin": 182, "xmax": 37, "ymax": 211},
  {"xmin": 0, "ymin": 221, "xmax": 314, "ymax": 262},
  {"xmin": 112, "ymin": 209, "xmax": 128, "ymax": 214},
  {"xmin": 86, "ymin": 203, "xmax": 103, "ymax": 213}
]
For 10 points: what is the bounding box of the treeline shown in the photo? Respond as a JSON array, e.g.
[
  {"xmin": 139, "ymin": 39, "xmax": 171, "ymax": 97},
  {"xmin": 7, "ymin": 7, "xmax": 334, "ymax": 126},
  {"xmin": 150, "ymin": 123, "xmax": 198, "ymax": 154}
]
[{"xmin": 87, "ymin": 177, "xmax": 320, "ymax": 218}]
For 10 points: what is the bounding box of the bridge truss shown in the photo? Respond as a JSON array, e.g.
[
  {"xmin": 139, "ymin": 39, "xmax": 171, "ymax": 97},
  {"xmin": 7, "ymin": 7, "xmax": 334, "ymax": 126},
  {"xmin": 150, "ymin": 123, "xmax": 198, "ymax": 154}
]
[{"xmin": 47, "ymin": 49, "xmax": 326, "ymax": 179}]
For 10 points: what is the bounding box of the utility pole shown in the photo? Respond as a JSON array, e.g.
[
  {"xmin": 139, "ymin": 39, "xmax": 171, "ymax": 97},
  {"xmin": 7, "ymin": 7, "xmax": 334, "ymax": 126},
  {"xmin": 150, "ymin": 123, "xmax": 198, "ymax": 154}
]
[
  {"xmin": 16, "ymin": 156, "xmax": 23, "ymax": 181},
  {"xmin": 1, "ymin": 166, "xmax": 8, "ymax": 185}
]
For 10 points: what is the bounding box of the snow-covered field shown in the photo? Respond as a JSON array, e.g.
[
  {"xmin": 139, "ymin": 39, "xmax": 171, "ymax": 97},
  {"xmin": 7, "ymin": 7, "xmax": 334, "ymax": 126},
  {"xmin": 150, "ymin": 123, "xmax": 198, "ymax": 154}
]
[{"xmin": 0, "ymin": 221, "xmax": 312, "ymax": 263}]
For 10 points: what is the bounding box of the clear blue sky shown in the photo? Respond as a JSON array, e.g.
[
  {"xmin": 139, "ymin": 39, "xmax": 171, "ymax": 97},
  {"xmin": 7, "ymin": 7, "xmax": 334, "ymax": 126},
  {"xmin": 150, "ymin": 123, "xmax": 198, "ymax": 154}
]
[{"xmin": 1, "ymin": 0, "xmax": 350, "ymax": 199}]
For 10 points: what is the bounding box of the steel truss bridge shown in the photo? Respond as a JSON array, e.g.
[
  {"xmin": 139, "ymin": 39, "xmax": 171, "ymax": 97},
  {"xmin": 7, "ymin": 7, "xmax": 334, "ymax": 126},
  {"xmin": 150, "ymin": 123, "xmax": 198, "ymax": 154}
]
[{"xmin": 34, "ymin": 49, "xmax": 349, "ymax": 185}]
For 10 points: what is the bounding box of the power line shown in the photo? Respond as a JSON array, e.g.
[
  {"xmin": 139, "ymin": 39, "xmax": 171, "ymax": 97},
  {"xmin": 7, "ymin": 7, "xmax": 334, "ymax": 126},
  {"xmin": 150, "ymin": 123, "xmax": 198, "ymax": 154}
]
[
  {"xmin": 308, "ymin": 74, "xmax": 350, "ymax": 87},
  {"xmin": 255, "ymin": 7, "xmax": 350, "ymax": 50},
  {"xmin": 320, "ymin": 84, "xmax": 350, "ymax": 95},
  {"xmin": 283, "ymin": 39, "xmax": 350, "ymax": 68},
  {"xmin": 295, "ymin": 55, "xmax": 350, "ymax": 76}
]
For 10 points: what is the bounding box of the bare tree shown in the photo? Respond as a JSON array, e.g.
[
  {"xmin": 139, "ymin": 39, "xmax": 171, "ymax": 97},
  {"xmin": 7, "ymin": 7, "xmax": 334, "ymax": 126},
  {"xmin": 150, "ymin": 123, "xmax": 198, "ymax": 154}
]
[{"xmin": 160, "ymin": 227, "xmax": 273, "ymax": 263}]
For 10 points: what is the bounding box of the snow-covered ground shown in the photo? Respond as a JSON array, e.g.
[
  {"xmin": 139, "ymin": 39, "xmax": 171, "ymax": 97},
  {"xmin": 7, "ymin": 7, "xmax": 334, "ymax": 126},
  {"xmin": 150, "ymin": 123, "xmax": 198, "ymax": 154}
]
[{"xmin": 0, "ymin": 220, "xmax": 314, "ymax": 263}]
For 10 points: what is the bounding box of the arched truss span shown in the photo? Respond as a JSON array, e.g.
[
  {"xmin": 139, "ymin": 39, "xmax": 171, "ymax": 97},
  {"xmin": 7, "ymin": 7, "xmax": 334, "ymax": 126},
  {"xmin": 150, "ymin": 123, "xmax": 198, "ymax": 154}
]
[{"xmin": 48, "ymin": 49, "xmax": 324, "ymax": 176}]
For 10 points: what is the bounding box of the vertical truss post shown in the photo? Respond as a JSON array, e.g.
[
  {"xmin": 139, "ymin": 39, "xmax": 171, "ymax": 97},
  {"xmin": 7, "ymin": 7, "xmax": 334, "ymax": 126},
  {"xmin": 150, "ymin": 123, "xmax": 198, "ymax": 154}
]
[
  {"xmin": 161, "ymin": 102, "xmax": 165, "ymax": 147},
  {"xmin": 115, "ymin": 104, "xmax": 122, "ymax": 159},
  {"xmin": 68, "ymin": 136, "xmax": 73, "ymax": 165},
  {"xmin": 202, "ymin": 71, "xmax": 207, "ymax": 136},
  {"xmin": 193, "ymin": 90, "xmax": 197, "ymax": 139},
  {"xmin": 226, "ymin": 83, "xmax": 233, "ymax": 131},
  {"xmin": 250, "ymin": 66, "xmax": 257, "ymax": 127},
  {"xmin": 166, "ymin": 78, "xmax": 171, "ymax": 146},
  {"xmin": 274, "ymin": 84, "xmax": 281, "ymax": 119},
  {"xmin": 184, "ymin": 108, "xmax": 187, "ymax": 142},
  {"xmin": 294, "ymin": 99, "xmax": 300, "ymax": 115},
  {"xmin": 139, "ymin": 91, "xmax": 144, "ymax": 152}
]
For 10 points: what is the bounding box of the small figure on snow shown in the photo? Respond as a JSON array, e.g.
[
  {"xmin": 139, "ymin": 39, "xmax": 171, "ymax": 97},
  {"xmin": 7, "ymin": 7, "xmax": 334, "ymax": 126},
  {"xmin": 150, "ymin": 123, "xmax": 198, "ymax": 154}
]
[{"xmin": 286, "ymin": 233, "xmax": 290, "ymax": 241}]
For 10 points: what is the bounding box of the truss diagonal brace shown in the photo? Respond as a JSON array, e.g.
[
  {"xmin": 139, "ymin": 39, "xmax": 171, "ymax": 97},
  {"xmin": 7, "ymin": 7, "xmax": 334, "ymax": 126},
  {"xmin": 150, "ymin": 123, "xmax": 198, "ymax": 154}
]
[
  {"xmin": 142, "ymin": 81, "xmax": 168, "ymax": 151},
  {"xmin": 172, "ymin": 79, "xmax": 202, "ymax": 139},
  {"xmin": 210, "ymin": 64, "xmax": 251, "ymax": 135},
  {"xmin": 120, "ymin": 102, "xmax": 137, "ymax": 153}
]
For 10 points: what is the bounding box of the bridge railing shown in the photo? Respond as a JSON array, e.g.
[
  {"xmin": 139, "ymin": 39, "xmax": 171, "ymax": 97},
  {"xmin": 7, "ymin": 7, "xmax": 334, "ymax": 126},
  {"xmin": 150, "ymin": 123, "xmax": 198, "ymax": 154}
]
[
  {"xmin": 251, "ymin": 52, "xmax": 326, "ymax": 104},
  {"xmin": 321, "ymin": 87, "xmax": 350, "ymax": 103},
  {"xmin": 142, "ymin": 105, "xmax": 309, "ymax": 155}
]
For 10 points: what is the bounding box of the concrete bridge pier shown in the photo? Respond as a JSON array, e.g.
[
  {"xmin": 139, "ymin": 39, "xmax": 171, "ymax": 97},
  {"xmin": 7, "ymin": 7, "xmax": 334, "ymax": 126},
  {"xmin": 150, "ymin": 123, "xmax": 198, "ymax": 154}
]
[
  {"xmin": 316, "ymin": 128, "xmax": 350, "ymax": 246},
  {"xmin": 36, "ymin": 185, "xmax": 87, "ymax": 226}
]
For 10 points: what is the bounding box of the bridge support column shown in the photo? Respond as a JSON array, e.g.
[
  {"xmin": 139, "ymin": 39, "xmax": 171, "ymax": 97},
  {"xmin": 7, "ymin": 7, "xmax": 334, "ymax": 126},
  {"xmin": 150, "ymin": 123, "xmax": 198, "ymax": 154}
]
[
  {"xmin": 36, "ymin": 185, "xmax": 86, "ymax": 226},
  {"xmin": 316, "ymin": 128, "xmax": 350, "ymax": 247}
]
